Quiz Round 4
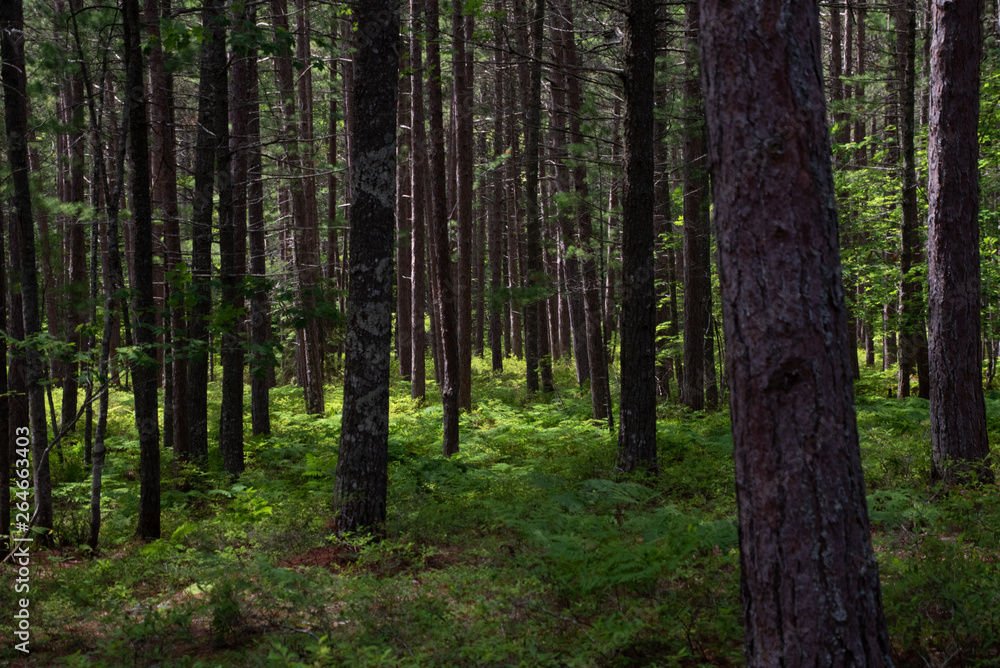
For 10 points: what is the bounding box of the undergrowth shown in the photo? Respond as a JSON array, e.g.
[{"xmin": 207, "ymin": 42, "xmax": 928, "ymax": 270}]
[{"xmin": 1, "ymin": 355, "xmax": 999, "ymax": 666}]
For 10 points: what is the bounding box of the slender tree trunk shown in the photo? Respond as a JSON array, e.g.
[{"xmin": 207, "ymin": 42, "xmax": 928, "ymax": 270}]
[
  {"xmin": 616, "ymin": 0, "xmax": 657, "ymax": 473},
  {"xmin": 928, "ymin": 0, "xmax": 992, "ymax": 484},
  {"xmin": 410, "ymin": 0, "xmax": 427, "ymax": 399},
  {"xmin": 682, "ymin": 0, "xmax": 711, "ymax": 412},
  {"xmin": 699, "ymin": 0, "xmax": 894, "ymax": 660},
  {"xmin": 426, "ymin": 0, "xmax": 460, "ymax": 456},
  {"xmin": 489, "ymin": 5, "xmax": 505, "ymax": 373},
  {"xmin": 454, "ymin": 2, "xmax": 474, "ymax": 409},
  {"xmin": 896, "ymin": 0, "xmax": 926, "ymax": 400},
  {"xmin": 1, "ymin": 0, "xmax": 52, "ymax": 541},
  {"xmin": 333, "ymin": 0, "xmax": 399, "ymax": 535},
  {"xmin": 248, "ymin": 28, "xmax": 271, "ymax": 436},
  {"xmin": 221, "ymin": 2, "xmax": 252, "ymax": 474},
  {"xmin": 188, "ymin": 0, "xmax": 226, "ymax": 462},
  {"xmin": 397, "ymin": 38, "xmax": 413, "ymax": 381},
  {"xmin": 124, "ymin": 0, "xmax": 161, "ymax": 539}
]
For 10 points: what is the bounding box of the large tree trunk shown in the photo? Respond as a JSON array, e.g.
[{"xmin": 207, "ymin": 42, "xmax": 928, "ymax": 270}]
[
  {"xmin": 144, "ymin": 0, "xmax": 185, "ymax": 460},
  {"xmin": 927, "ymin": 0, "xmax": 992, "ymax": 484},
  {"xmin": 124, "ymin": 0, "xmax": 161, "ymax": 540},
  {"xmin": 221, "ymin": 2, "xmax": 253, "ymax": 474},
  {"xmin": 187, "ymin": 0, "xmax": 226, "ymax": 462},
  {"xmin": 426, "ymin": 0, "xmax": 460, "ymax": 456},
  {"xmin": 1, "ymin": 0, "xmax": 53, "ymax": 541},
  {"xmin": 682, "ymin": 0, "xmax": 711, "ymax": 412},
  {"xmin": 332, "ymin": 0, "xmax": 399, "ymax": 535},
  {"xmin": 616, "ymin": 0, "xmax": 657, "ymax": 473},
  {"xmin": 699, "ymin": 0, "xmax": 894, "ymax": 662}
]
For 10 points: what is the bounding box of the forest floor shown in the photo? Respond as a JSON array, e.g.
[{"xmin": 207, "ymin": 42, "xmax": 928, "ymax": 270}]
[{"xmin": 2, "ymin": 356, "xmax": 1000, "ymax": 666}]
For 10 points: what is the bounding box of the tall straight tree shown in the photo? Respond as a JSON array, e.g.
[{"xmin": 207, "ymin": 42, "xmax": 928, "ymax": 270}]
[
  {"xmin": 410, "ymin": 0, "xmax": 428, "ymax": 399},
  {"xmin": 488, "ymin": 4, "xmax": 505, "ymax": 373},
  {"xmin": 247, "ymin": 24, "xmax": 271, "ymax": 436},
  {"xmin": 426, "ymin": 0, "xmax": 460, "ymax": 456},
  {"xmin": 145, "ymin": 0, "xmax": 186, "ymax": 459},
  {"xmin": 332, "ymin": 0, "xmax": 399, "ymax": 535},
  {"xmin": 123, "ymin": 0, "xmax": 160, "ymax": 539},
  {"xmin": 220, "ymin": 1, "xmax": 253, "ymax": 475},
  {"xmin": 616, "ymin": 0, "xmax": 657, "ymax": 473},
  {"xmin": 699, "ymin": 0, "xmax": 894, "ymax": 662},
  {"xmin": 188, "ymin": 0, "xmax": 226, "ymax": 462},
  {"xmin": 927, "ymin": 0, "xmax": 992, "ymax": 484},
  {"xmin": 682, "ymin": 0, "xmax": 711, "ymax": 411},
  {"xmin": 454, "ymin": 0, "xmax": 474, "ymax": 409},
  {"xmin": 1, "ymin": 0, "xmax": 52, "ymax": 540},
  {"xmin": 896, "ymin": 0, "xmax": 928, "ymax": 399}
]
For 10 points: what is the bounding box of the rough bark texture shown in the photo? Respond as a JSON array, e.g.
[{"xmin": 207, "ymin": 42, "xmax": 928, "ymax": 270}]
[
  {"xmin": 426, "ymin": 0, "xmax": 460, "ymax": 455},
  {"xmin": 1, "ymin": 0, "xmax": 53, "ymax": 539},
  {"xmin": 927, "ymin": 0, "xmax": 992, "ymax": 484},
  {"xmin": 616, "ymin": 0, "xmax": 657, "ymax": 473},
  {"xmin": 188, "ymin": 0, "xmax": 225, "ymax": 462},
  {"xmin": 124, "ymin": 0, "xmax": 161, "ymax": 539},
  {"xmin": 699, "ymin": 0, "xmax": 894, "ymax": 662},
  {"xmin": 332, "ymin": 0, "xmax": 399, "ymax": 535},
  {"xmin": 682, "ymin": 0, "xmax": 711, "ymax": 412},
  {"xmin": 221, "ymin": 2, "xmax": 252, "ymax": 474},
  {"xmin": 523, "ymin": 0, "xmax": 546, "ymax": 395}
]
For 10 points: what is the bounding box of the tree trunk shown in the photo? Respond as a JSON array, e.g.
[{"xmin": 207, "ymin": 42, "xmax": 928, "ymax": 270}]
[
  {"xmin": 699, "ymin": 0, "xmax": 894, "ymax": 661},
  {"xmin": 332, "ymin": 0, "xmax": 399, "ymax": 535},
  {"xmin": 454, "ymin": 2, "xmax": 474, "ymax": 409},
  {"xmin": 124, "ymin": 0, "xmax": 161, "ymax": 539},
  {"xmin": 248, "ymin": 28, "xmax": 271, "ymax": 437},
  {"xmin": 616, "ymin": 0, "xmax": 657, "ymax": 474},
  {"xmin": 426, "ymin": 0, "xmax": 460, "ymax": 456},
  {"xmin": 927, "ymin": 0, "xmax": 992, "ymax": 484},
  {"xmin": 221, "ymin": 2, "xmax": 253, "ymax": 474},
  {"xmin": 489, "ymin": 4, "xmax": 505, "ymax": 373},
  {"xmin": 397, "ymin": 38, "xmax": 413, "ymax": 381},
  {"xmin": 896, "ymin": 0, "xmax": 926, "ymax": 400},
  {"xmin": 682, "ymin": 0, "xmax": 711, "ymax": 412},
  {"xmin": 410, "ymin": 0, "xmax": 427, "ymax": 400},
  {"xmin": 1, "ymin": 0, "xmax": 53, "ymax": 541},
  {"xmin": 187, "ymin": 0, "xmax": 225, "ymax": 462}
]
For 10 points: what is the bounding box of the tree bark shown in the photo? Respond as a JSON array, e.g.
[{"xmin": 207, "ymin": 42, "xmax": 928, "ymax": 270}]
[
  {"xmin": 928, "ymin": 0, "xmax": 992, "ymax": 484},
  {"xmin": 332, "ymin": 0, "xmax": 399, "ymax": 535},
  {"xmin": 454, "ymin": 2, "xmax": 474, "ymax": 409},
  {"xmin": 188, "ymin": 0, "xmax": 226, "ymax": 462},
  {"xmin": 616, "ymin": 0, "xmax": 657, "ymax": 474},
  {"xmin": 124, "ymin": 0, "xmax": 161, "ymax": 539},
  {"xmin": 248, "ymin": 27, "xmax": 271, "ymax": 436},
  {"xmin": 682, "ymin": 0, "xmax": 711, "ymax": 412},
  {"xmin": 699, "ymin": 0, "xmax": 894, "ymax": 661},
  {"xmin": 426, "ymin": 0, "xmax": 460, "ymax": 456},
  {"xmin": 1, "ymin": 0, "xmax": 53, "ymax": 541},
  {"xmin": 410, "ymin": 0, "xmax": 427, "ymax": 399}
]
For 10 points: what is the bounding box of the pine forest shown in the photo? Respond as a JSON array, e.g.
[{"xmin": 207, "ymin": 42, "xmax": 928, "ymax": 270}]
[{"xmin": 1, "ymin": 0, "xmax": 1000, "ymax": 664}]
